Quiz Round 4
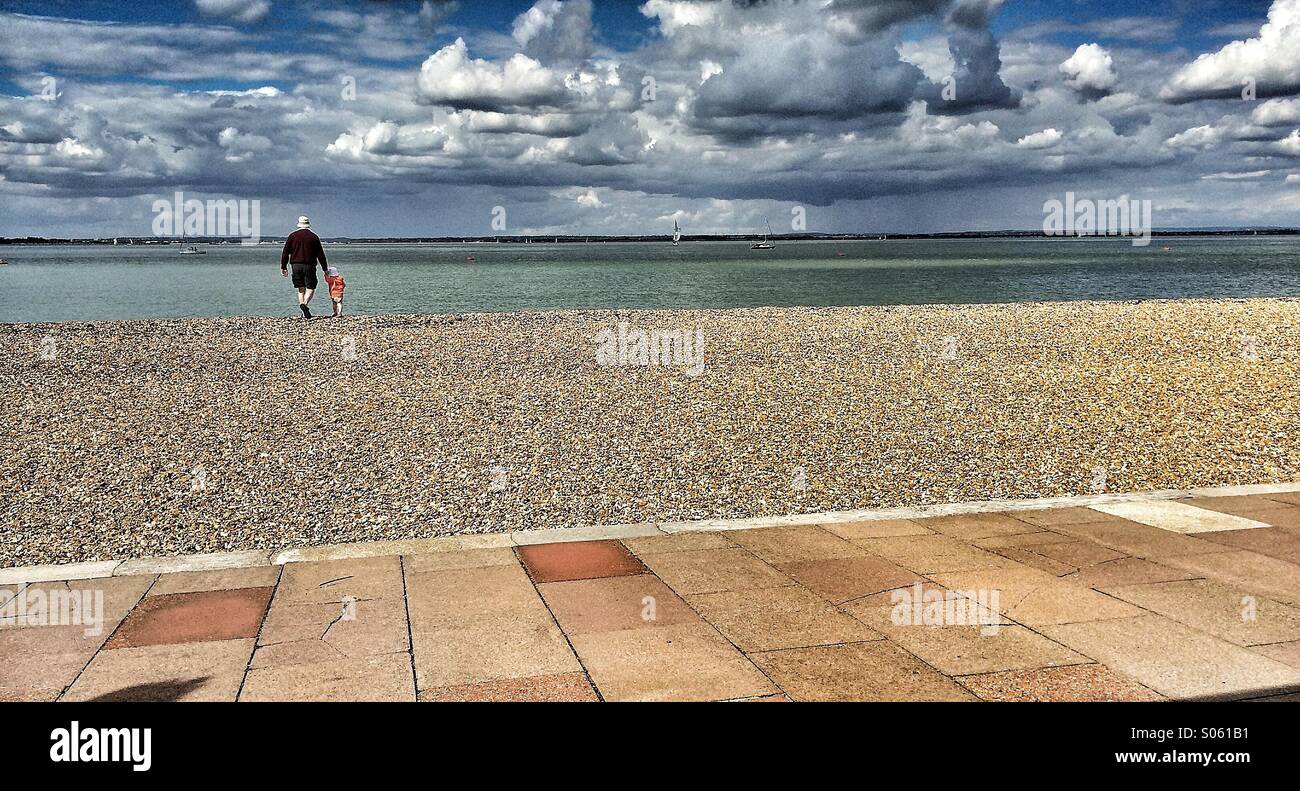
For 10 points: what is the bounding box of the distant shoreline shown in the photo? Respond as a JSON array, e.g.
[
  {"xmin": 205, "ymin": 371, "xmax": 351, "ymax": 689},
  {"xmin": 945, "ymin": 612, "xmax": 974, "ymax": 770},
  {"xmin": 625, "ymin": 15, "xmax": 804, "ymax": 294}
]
[{"xmin": 3, "ymin": 229, "xmax": 1299, "ymax": 245}]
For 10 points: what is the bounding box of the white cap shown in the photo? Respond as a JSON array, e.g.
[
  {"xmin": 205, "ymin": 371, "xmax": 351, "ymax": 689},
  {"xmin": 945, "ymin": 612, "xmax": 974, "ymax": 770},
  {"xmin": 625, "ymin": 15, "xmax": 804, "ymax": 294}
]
[
  {"xmin": 326, "ymin": 266, "xmax": 339, "ymax": 276},
  {"xmin": 296, "ymin": 215, "xmax": 311, "ymax": 228}
]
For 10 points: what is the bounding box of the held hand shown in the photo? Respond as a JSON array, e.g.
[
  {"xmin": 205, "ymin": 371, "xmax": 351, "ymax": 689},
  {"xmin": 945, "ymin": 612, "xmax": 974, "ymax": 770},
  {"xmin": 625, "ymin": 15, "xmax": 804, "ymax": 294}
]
[{"xmin": 281, "ymin": 268, "xmax": 287, "ymax": 277}]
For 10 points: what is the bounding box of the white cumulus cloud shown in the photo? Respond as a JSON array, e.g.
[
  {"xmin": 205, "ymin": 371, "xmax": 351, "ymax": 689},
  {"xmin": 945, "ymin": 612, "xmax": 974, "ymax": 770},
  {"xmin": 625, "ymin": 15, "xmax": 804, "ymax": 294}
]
[
  {"xmin": 575, "ymin": 188, "xmax": 604, "ymax": 208},
  {"xmin": 1060, "ymin": 43, "xmax": 1117, "ymax": 95},
  {"xmin": 1251, "ymin": 97, "xmax": 1300, "ymax": 126},
  {"xmin": 1016, "ymin": 128, "xmax": 1062, "ymax": 149},
  {"xmin": 416, "ymin": 38, "xmax": 567, "ymax": 111},
  {"xmin": 1162, "ymin": 0, "xmax": 1300, "ymax": 101},
  {"xmin": 1165, "ymin": 125, "xmax": 1222, "ymax": 149}
]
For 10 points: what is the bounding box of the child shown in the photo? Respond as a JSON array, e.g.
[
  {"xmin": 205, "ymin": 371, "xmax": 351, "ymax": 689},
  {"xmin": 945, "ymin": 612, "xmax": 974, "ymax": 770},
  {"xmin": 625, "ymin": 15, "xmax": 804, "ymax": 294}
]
[{"xmin": 323, "ymin": 266, "xmax": 346, "ymax": 317}]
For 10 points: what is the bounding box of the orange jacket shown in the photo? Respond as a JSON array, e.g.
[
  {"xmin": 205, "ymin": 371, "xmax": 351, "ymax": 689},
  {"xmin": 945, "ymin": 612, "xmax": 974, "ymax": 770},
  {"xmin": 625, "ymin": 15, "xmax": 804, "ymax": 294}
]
[{"xmin": 323, "ymin": 273, "xmax": 345, "ymax": 299}]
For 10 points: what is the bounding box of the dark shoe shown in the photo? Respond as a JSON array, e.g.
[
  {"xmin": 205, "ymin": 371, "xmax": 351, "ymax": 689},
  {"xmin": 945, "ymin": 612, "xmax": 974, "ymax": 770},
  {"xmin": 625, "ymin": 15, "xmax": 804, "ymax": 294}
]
[{"xmin": 300, "ymin": 304, "xmax": 312, "ymax": 319}]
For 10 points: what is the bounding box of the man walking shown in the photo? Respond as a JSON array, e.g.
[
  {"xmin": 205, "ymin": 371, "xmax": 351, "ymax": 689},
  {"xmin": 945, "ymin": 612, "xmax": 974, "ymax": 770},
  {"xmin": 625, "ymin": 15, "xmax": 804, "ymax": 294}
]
[{"xmin": 280, "ymin": 215, "xmax": 329, "ymax": 318}]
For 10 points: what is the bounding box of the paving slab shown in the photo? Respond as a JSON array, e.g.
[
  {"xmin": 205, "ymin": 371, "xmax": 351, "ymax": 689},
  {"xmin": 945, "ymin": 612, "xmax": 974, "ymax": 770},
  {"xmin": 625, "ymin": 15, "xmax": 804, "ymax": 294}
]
[
  {"xmin": 249, "ymin": 640, "xmax": 353, "ymax": 669},
  {"xmin": 850, "ymin": 535, "xmax": 1020, "ymax": 574},
  {"xmin": 621, "ymin": 531, "xmax": 734, "ymax": 555},
  {"xmin": 240, "ymin": 653, "xmax": 415, "ymax": 702},
  {"xmin": 515, "ymin": 540, "xmax": 647, "ymax": 583},
  {"xmin": 775, "ymin": 555, "xmax": 924, "ymax": 605},
  {"xmin": 957, "ymin": 664, "xmax": 1164, "ymax": 702},
  {"xmin": 1251, "ymin": 641, "xmax": 1300, "ymax": 669},
  {"xmin": 400, "ymin": 547, "xmax": 522, "ymax": 573},
  {"xmin": 147, "ymin": 565, "xmax": 280, "ymax": 597},
  {"xmin": 929, "ymin": 567, "xmax": 1143, "ymax": 626},
  {"xmin": 984, "ymin": 546, "xmax": 1078, "ymax": 577},
  {"xmin": 255, "ymin": 595, "xmax": 409, "ymax": 665},
  {"xmin": 105, "ymin": 587, "xmax": 273, "ymax": 649},
  {"xmin": 839, "ymin": 581, "xmax": 1013, "ymax": 633},
  {"xmin": 569, "ymin": 622, "xmax": 775, "ymax": 702},
  {"xmin": 973, "ymin": 531, "xmax": 1077, "ymax": 549},
  {"xmin": 688, "ymin": 586, "xmax": 880, "ymax": 652},
  {"xmin": 1011, "ymin": 507, "xmax": 1118, "ymax": 528},
  {"xmin": 0, "ymin": 685, "xmax": 63, "ymax": 702},
  {"xmin": 1028, "ymin": 540, "xmax": 1128, "ymax": 568},
  {"xmin": 1090, "ymin": 501, "xmax": 1269, "ymax": 534},
  {"xmin": 538, "ymin": 574, "xmax": 699, "ymax": 635},
  {"xmin": 727, "ymin": 526, "xmax": 869, "ymax": 564},
  {"xmin": 750, "ymin": 641, "xmax": 976, "ymax": 702},
  {"xmin": 275, "ymin": 556, "xmax": 404, "ymax": 605},
  {"xmin": 1250, "ymin": 691, "xmax": 1300, "ymax": 701},
  {"xmin": 15, "ymin": 575, "xmax": 155, "ymax": 624},
  {"xmin": 1161, "ymin": 550, "xmax": 1300, "ymax": 606},
  {"xmin": 1233, "ymin": 507, "xmax": 1300, "ymax": 530},
  {"xmin": 819, "ymin": 519, "xmax": 933, "ymax": 540},
  {"xmin": 406, "ymin": 563, "xmax": 547, "ymax": 632},
  {"xmin": 411, "ymin": 613, "xmax": 581, "ymax": 689},
  {"xmin": 0, "ymin": 624, "xmax": 111, "ymax": 700},
  {"xmin": 1040, "ymin": 615, "xmax": 1300, "ymax": 700},
  {"xmin": 638, "ymin": 548, "xmax": 792, "ymax": 595},
  {"xmin": 1050, "ymin": 518, "xmax": 1234, "ymax": 559},
  {"xmin": 873, "ymin": 621, "xmax": 1089, "ymax": 676},
  {"xmin": 1064, "ymin": 557, "xmax": 1201, "ymax": 592},
  {"xmin": 1199, "ymin": 527, "xmax": 1300, "ymax": 565},
  {"xmin": 1184, "ymin": 495, "xmax": 1294, "ymax": 515},
  {"xmin": 419, "ymin": 672, "xmax": 599, "ymax": 702},
  {"xmin": 1107, "ymin": 578, "xmax": 1300, "ymax": 646},
  {"xmin": 916, "ymin": 513, "xmax": 1042, "ymax": 541},
  {"xmin": 63, "ymin": 638, "xmax": 254, "ymax": 702}
]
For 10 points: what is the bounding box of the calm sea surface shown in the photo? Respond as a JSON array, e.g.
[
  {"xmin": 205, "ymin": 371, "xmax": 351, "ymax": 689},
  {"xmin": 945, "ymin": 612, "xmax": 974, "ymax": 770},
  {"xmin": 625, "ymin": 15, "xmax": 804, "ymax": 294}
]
[{"xmin": 1, "ymin": 237, "xmax": 1297, "ymax": 323}]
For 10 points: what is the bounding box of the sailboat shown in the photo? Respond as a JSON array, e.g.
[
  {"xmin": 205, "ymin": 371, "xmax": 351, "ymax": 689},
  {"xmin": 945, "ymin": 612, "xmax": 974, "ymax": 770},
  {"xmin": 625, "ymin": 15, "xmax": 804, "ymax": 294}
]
[
  {"xmin": 751, "ymin": 218, "xmax": 775, "ymax": 250},
  {"xmin": 672, "ymin": 220, "xmax": 681, "ymax": 246}
]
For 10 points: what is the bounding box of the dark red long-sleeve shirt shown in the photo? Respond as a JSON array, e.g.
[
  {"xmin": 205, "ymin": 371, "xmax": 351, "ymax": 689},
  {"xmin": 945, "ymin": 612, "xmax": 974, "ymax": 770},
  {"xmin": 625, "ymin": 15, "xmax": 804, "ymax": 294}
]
[{"xmin": 280, "ymin": 228, "xmax": 328, "ymax": 270}]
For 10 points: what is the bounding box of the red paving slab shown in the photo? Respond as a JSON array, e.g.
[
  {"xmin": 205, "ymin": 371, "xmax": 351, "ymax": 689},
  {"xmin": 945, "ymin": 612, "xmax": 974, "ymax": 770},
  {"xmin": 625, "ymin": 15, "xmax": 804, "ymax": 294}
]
[
  {"xmin": 515, "ymin": 540, "xmax": 647, "ymax": 583},
  {"xmin": 105, "ymin": 587, "xmax": 274, "ymax": 649}
]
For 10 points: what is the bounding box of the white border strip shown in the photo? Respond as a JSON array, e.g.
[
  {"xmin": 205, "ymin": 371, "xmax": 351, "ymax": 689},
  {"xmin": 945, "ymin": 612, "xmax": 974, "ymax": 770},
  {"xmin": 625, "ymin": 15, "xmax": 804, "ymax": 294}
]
[{"xmin": 3, "ymin": 481, "xmax": 1297, "ymax": 585}]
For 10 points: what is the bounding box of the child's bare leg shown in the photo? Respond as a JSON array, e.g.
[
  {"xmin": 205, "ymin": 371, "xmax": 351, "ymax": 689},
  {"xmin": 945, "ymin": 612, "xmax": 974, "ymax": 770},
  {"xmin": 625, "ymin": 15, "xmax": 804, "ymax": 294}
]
[{"xmin": 334, "ymin": 299, "xmax": 343, "ymax": 317}]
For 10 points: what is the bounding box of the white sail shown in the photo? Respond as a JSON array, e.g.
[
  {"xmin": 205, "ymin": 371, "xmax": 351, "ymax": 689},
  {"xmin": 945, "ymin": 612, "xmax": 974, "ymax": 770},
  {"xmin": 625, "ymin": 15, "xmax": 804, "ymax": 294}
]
[{"xmin": 672, "ymin": 220, "xmax": 681, "ymax": 244}]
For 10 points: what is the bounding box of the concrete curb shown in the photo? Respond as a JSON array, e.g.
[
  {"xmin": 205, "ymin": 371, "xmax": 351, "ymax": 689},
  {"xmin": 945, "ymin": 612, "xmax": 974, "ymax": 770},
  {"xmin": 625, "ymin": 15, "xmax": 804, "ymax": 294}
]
[{"xmin": 3, "ymin": 481, "xmax": 1297, "ymax": 586}]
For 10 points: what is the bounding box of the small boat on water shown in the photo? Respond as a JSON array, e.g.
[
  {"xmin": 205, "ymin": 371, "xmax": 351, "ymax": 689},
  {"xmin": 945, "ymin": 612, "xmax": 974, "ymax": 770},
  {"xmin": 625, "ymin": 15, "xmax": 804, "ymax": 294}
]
[
  {"xmin": 0, "ymin": 259, "xmax": 9, "ymax": 266},
  {"xmin": 751, "ymin": 218, "xmax": 775, "ymax": 250},
  {"xmin": 672, "ymin": 220, "xmax": 681, "ymax": 246},
  {"xmin": 178, "ymin": 246, "xmax": 206, "ymax": 255}
]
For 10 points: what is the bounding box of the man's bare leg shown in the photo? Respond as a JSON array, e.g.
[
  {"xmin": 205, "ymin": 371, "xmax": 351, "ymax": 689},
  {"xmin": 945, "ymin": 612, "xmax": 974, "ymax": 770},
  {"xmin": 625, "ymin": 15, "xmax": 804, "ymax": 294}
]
[{"xmin": 297, "ymin": 287, "xmax": 313, "ymax": 318}]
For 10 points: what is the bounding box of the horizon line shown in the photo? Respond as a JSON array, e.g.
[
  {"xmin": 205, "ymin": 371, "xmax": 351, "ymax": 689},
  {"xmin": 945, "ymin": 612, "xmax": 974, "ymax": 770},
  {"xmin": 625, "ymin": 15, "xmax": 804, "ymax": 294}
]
[{"xmin": 5, "ymin": 227, "xmax": 1300, "ymax": 244}]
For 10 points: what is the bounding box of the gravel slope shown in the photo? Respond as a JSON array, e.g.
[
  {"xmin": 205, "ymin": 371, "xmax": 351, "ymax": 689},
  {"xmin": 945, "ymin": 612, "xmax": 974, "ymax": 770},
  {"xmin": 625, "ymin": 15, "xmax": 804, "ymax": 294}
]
[{"xmin": 2, "ymin": 300, "xmax": 1297, "ymax": 566}]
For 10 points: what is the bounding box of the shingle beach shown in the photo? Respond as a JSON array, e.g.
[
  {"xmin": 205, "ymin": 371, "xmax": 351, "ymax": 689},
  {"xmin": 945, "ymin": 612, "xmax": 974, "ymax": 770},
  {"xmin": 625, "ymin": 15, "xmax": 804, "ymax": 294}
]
[{"xmin": 2, "ymin": 299, "xmax": 1297, "ymax": 566}]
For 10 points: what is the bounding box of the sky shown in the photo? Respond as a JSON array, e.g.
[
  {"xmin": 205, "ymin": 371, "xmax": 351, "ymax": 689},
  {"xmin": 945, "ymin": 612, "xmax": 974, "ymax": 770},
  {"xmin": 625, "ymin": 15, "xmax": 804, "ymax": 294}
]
[{"xmin": 1, "ymin": 0, "xmax": 1299, "ymax": 237}]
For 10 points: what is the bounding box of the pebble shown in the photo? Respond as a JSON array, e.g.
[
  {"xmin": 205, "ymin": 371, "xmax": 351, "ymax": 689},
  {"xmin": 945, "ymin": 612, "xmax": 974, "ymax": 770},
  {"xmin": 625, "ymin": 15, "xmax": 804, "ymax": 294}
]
[{"xmin": 0, "ymin": 299, "xmax": 1297, "ymax": 566}]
